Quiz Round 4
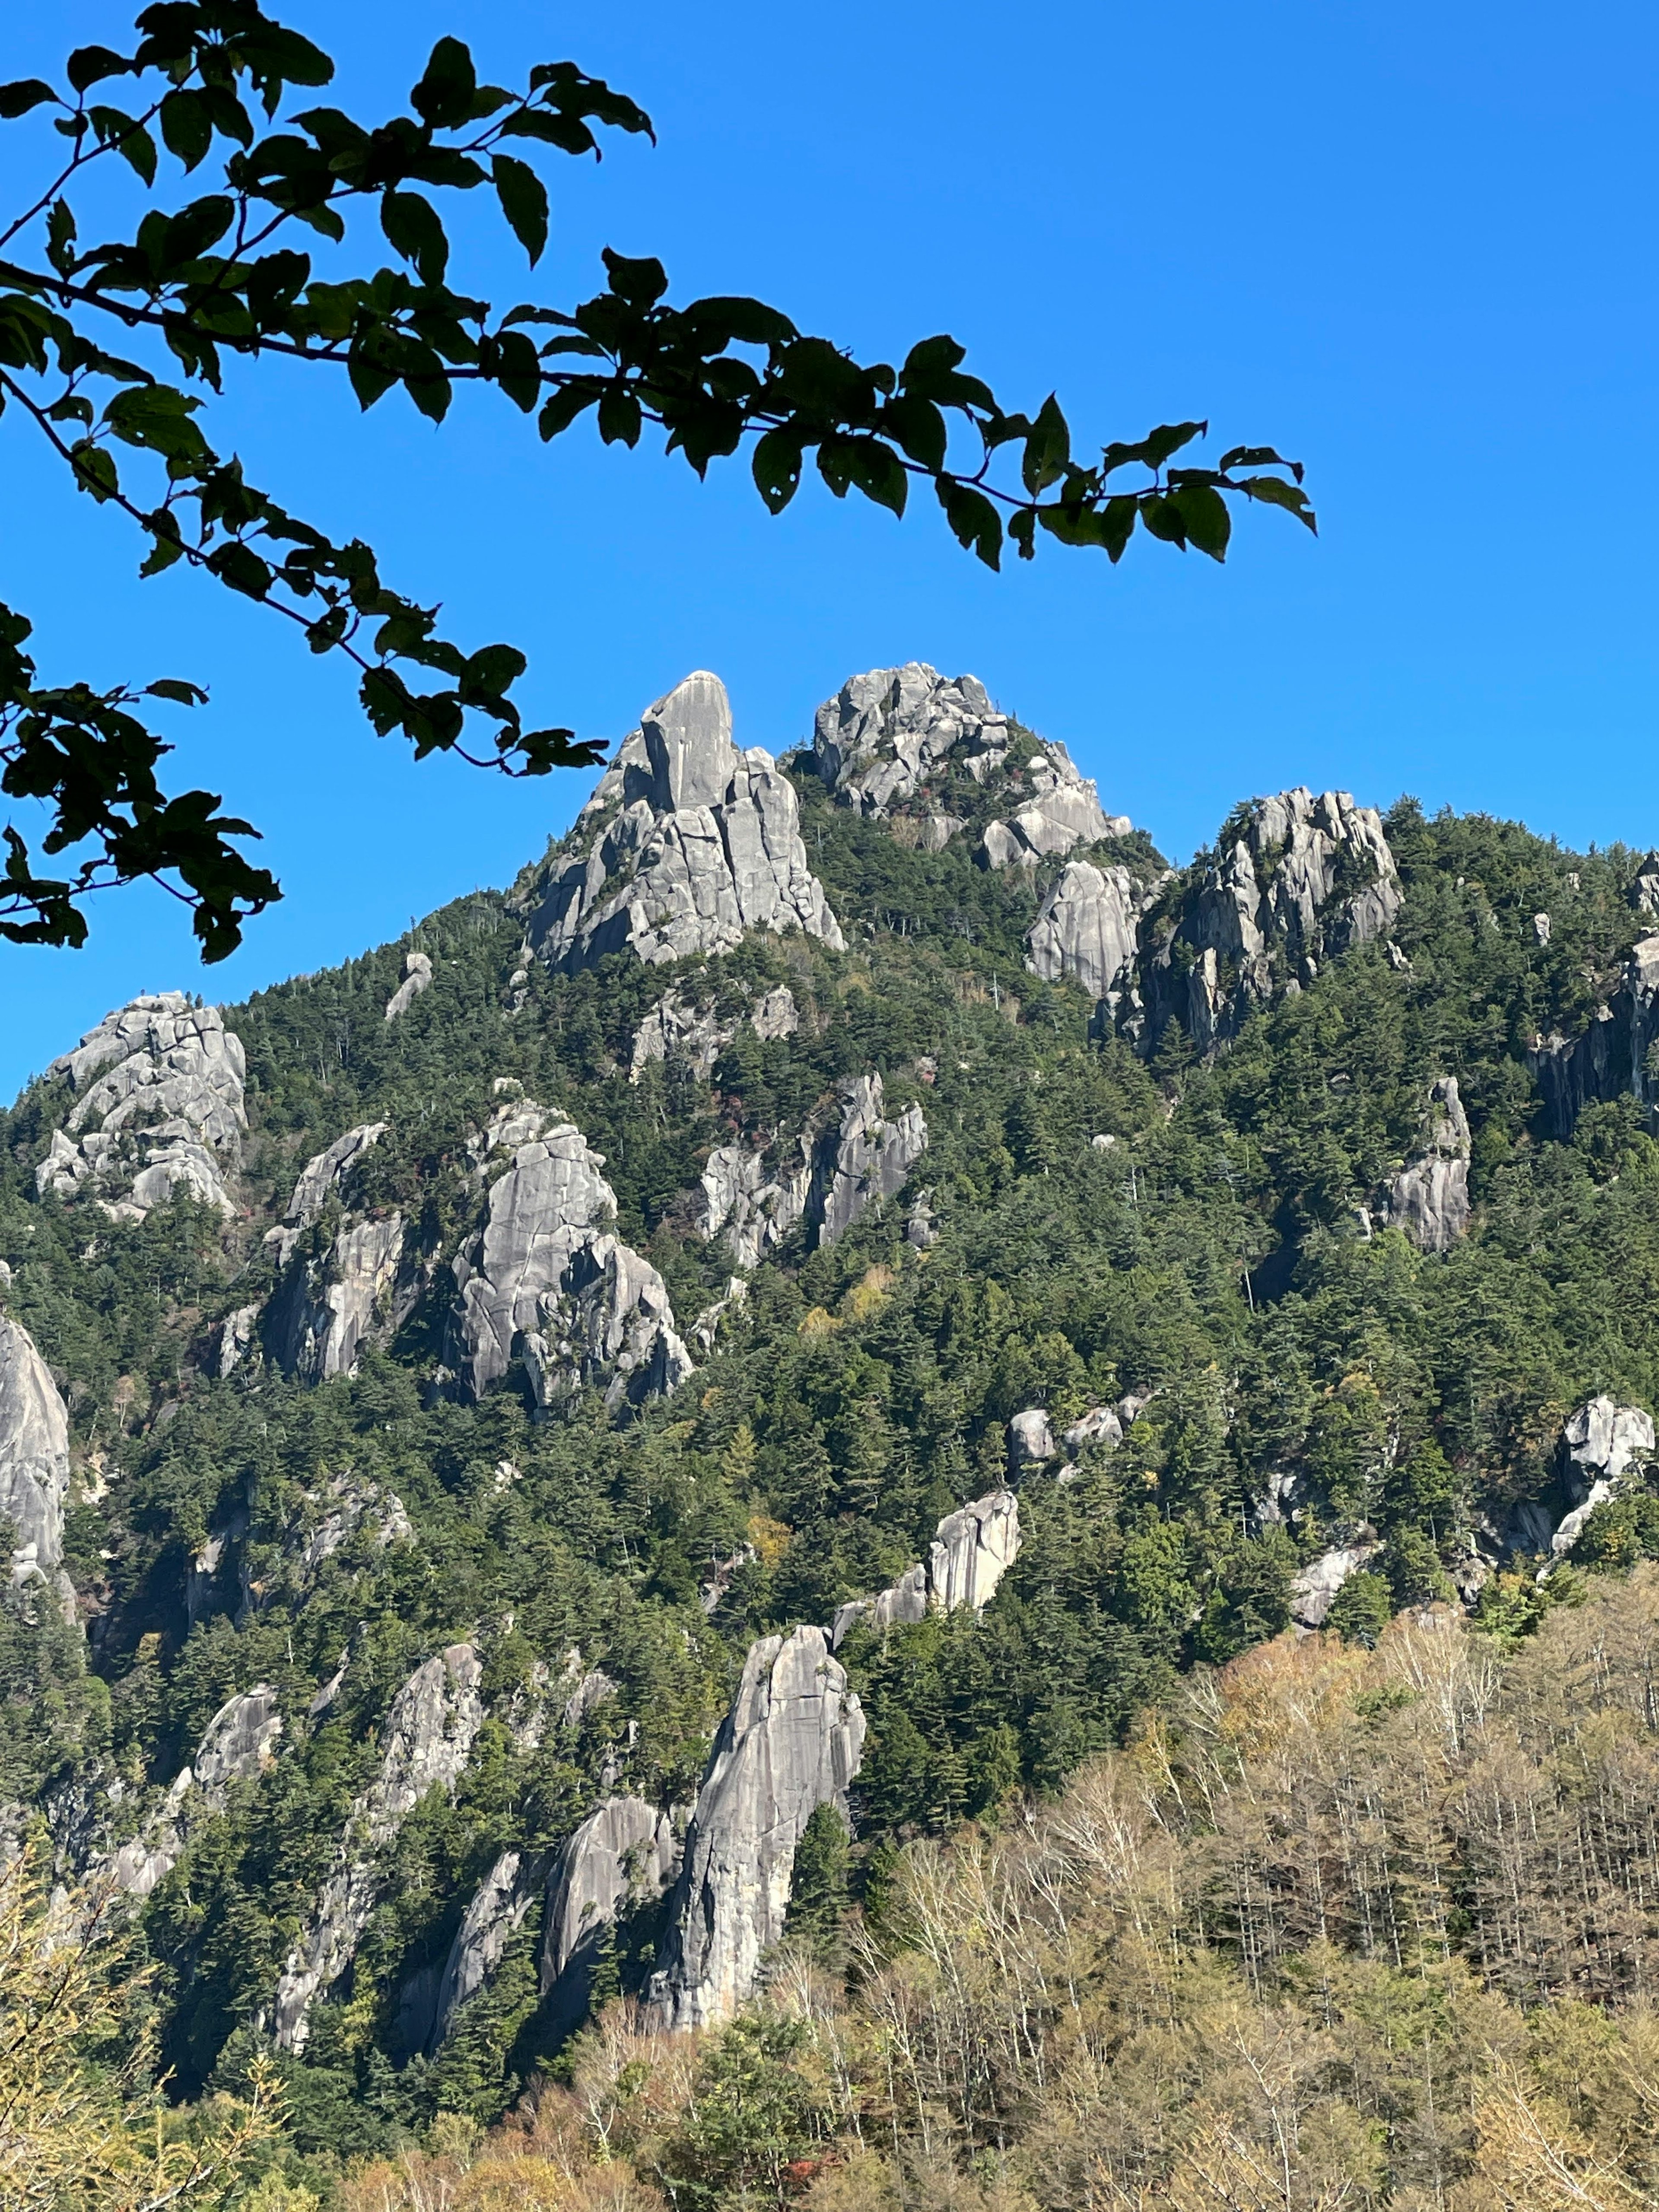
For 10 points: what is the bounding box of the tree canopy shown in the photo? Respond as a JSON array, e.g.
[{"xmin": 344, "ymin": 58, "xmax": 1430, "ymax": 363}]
[{"xmin": 0, "ymin": 1, "xmax": 1314, "ymax": 958}]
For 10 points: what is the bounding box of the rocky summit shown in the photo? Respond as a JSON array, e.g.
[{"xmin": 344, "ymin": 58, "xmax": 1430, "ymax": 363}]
[{"xmin": 4, "ymin": 659, "xmax": 1659, "ymax": 2169}]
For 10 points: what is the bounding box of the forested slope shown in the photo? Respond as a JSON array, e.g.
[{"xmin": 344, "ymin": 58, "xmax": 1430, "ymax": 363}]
[{"xmin": 2, "ymin": 661, "xmax": 1658, "ymax": 2204}]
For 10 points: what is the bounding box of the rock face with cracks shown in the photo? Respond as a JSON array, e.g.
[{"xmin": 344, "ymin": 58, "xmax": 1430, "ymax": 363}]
[
  {"xmin": 814, "ymin": 1074, "xmax": 928, "ymax": 1248},
  {"xmin": 1140, "ymin": 790, "xmax": 1402, "ymax": 1055},
  {"xmin": 1548, "ymin": 1396, "xmax": 1657, "ymax": 1559},
  {"xmin": 1381, "ymin": 1077, "xmax": 1472, "ymax": 1254},
  {"xmin": 540, "ymin": 1796, "xmax": 680, "ymax": 2040},
  {"xmin": 831, "ymin": 1491, "xmax": 1022, "ymax": 1649},
  {"xmin": 647, "ymin": 1626, "xmax": 864, "ymax": 2030},
  {"xmin": 36, "ymin": 993, "xmax": 246, "ymax": 1220},
  {"xmin": 272, "ymin": 1643, "xmax": 483, "ymax": 2052},
  {"xmin": 808, "ymin": 662, "xmax": 1127, "ymax": 864},
  {"xmin": 452, "ymin": 1109, "xmax": 692, "ymax": 1411},
  {"xmin": 0, "ymin": 1314, "xmax": 70, "ymax": 1604},
  {"xmin": 523, "ymin": 672, "xmax": 843, "ymax": 973},
  {"xmin": 427, "ymin": 1848, "xmax": 543, "ymax": 2052},
  {"xmin": 1025, "ymin": 861, "xmax": 1147, "ymax": 1008}
]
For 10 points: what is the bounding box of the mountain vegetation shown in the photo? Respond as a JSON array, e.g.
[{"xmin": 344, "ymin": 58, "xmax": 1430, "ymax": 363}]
[{"xmin": 1, "ymin": 659, "xmax": 1658, "ymax": 2207}]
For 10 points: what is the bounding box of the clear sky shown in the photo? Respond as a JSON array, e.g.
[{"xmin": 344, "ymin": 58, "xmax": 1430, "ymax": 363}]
[{"xmin": 0, "ymin": 0, "xmax": 1655, "ymax": 1099}]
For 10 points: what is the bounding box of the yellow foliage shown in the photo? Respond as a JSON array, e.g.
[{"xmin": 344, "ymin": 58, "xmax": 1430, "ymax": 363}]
[
  {"xmin": 746, "ymin": 1510, "xmax": 791, "ymax": 1568},
  {"xmin": 798, "ymin": 1306, "xmax": 841, "ymax": 1338},
  {"xmin": 840, "ymin": 1265, "xmax": 894, "ymax": 1322}
]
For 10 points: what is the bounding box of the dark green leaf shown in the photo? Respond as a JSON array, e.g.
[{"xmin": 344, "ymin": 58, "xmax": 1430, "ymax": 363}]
[
  {"xmin": 1239, "ymin": 474, "xmax": 1318, "ymax": 531},
  {"xmin": 144, "ymin": 678, "xmax": 206, "ymax": 705},
  {"xmin": 158, "ymin": 88, "xmax": 212, "ymax": 170},
  {"xmin": 1142, "ymin": 420, "xmax": 1207, "ymax": 469},
  {"xmin": 602, "ymin": 247, "xmax": 668, "ymax": 307},
  {"xmin": 492, "ymin": 153, "xmax": 548, "ymax": 267},
  {"xmin": 93, "ymin": 110, "xmax": 157, "ymax": 187},
  {"xmin": 1169, "ymin": 481, "xmax": 1231, "ymax": 560},
  {"xmin": 597, "ymin": 385, "xmax": 642, "ymax": 446},
  {"xmin": 380, "ymin": 190, "xmax": 449, "ymax": 285},
  {"xmin": 0, "ymin": 80, "xmax": 55, "ymax": 120},
  {"xmin": 880, "ymin": 394, "xmax": 947, "ymax": 472},
  {"xmin": 410, "ymin": 36, "xmax": 477, "ymax": 130},
  {"xmin": 751, "ymin": 428, "xmax": 804, "ymax": 514},
  {"xmin": 1021, "ymin": 393, "xmax": 1071, "ymax": 496},
  {"xmin": 938, "ymin": 479, "xmax": 1002, "ymax": 569},
  {"xmin": 539, "ymin": 382, "xmax": 601, "ymax": 439},
  {"xmin": 67, "ymin": 46, "xmax": 128, "ymax": 93},
  {"xmin": 45, "ymin": 200, "xmax": 76, "ymax": 276},
  {"xmin": 71, "ymin": 443, "xmax": 119, "ymax": 502}
]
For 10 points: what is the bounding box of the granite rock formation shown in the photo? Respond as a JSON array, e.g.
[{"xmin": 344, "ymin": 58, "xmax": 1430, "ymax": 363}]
[
  {"xmin": 1548, "ymin": 1396, "xmax": 1657, "ymax": 1559},
  {"xmin": 1140, "ymin": 790, "xmax": 1402, "ymax": 1054},
  {"xmin": 523, "ymin": 672, "xmax": 843, "ymax": 974},
  {"xmin": 1290, "ymin": 1542, "xmax": 1380, "ymax": 1630},
  {"xmin": 814, "ymin": 1074, "xmax": 928, "ymax": 1247},
  {"xmin": 1007, "ymin": 1408, "xmax": 1057, "ymax": 1471},
  {"xmin": 0, "ymin": 1314, "xmax": 70, "ymax": 1602},
  {"xmin": 647, "ymin": 1627, "xmax": 864, "ymax": 2029},
  {"xmin": 540, "ymin": 1796, "xmax": 680, "ymax": 2040},
  {"xmin": 384, "ymin": 951, "xmax": 433, "ymax": 1021},
  {"xmin": 1529, "ymin": 933, "xmax": 1659, "ymax": 1138},
  {"xmin": 452, "ymin": 1111, "xmax": 691, "ymax": 1410},
  {"xmin": 808, "ymin": 664, "xmax": 1127, "ymax": 867},
  {"xmin": 929, "ymin": 1491, "xmax": 1022, "ymax": 1612},
  {"xmin": 699, "ymin": 1137, "xmax": 814, "ymax": 1271},
  {"xmin": 832, "ymin": 1490, "xmax": 1022, "ymax": 1649},
  {"xmin": 270, "ymin": 1214, "xmax": 407, "ymax": 1383},
  {"xmin": 1380, "ymin": 1077, "xmax": 1472, "ymax": 1253},
  {"xmin": 429, "ymin": 1848, "xmax": 543, "ymax": 2051},
  {"xmin": 1025, "ymin": 860, "xmax": 1145, "ymax": 1007},
  {"xmin": 277, "ymin": 1122, "xmax": 388, "ymax": 1256},
  {"xmin": 104, "ymin": 1686, "xmax": 283, "ymax": 1902},
  {"xmin": 273, "ymin": 1643, "xmax": 484, "ymax": 2051},
  {"xmin": 36, "ymin": 993, "xmax": 245, "ymax": 1219}
]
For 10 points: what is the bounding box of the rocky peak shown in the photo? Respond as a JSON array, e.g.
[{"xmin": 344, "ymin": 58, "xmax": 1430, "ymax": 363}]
[
  {"xmin": 1141, "ymin": 787, "xmax": 1402, "ymax": 1054},
  {"xmin": 36, "ymin": 992, "xmax": 246, "ymax": 1220},
  {"xmin": 521, "ymin": 671, "xmax": 843, "ymax": 974},
  {"xmin": 808, "ymin": 661, "xmax": 1128, "ymax": 867}
]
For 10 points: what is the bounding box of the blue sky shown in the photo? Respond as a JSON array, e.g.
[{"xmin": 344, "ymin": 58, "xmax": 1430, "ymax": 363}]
[{"xmin": 0, "ymin": 0, "xmax": 1655, "ymax": 1097}]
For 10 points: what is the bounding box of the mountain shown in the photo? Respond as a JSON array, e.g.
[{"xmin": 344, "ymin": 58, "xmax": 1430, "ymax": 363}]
[{"xmin": 3, "ymin": 661, "xmax": 1659, "ymax": 2187}]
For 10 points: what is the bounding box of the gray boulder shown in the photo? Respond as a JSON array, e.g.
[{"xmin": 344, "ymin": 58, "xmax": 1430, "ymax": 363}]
[
  {"xmin": 830, "ymin": 1562, "xmax": 928, "ymax": 1650},
  {"xmin": 1380, "ymin": 1077, "xmax": 1472, "ymax": 1253},
  {"xmin": 453, "ymin": 1114, "xmax": 691, "ymax": 1410},
  {"xmin": 1007, "ymin": 1408, "xmax": 1056, "ymax": 1471},
  {"xmin": 385, "ymin": 950, "xmax": 433, "ymax": 1021},
  {"xmin": 37, "ymin": 993, "xmax": 246, "ymax": 1219},
  {"xmin": 0, "ymin": 1315, "xmax": 70, "ymax": 1602},
  {"xmin": 1141, "ymin": 789, "xmax": 1401, "ymax": 1054},
  {"xmin": 99, "ymin": 1686, "xmax": 282, "ymax": 1904},
  {"xmin": 647, "ymin": 1626, "xmax": 864, "ymax": 2029},
  {"xmin": 281, "ymin": 1122, "xmax": 388, "ymax": 1245},
  {"xmin": 523, "ymin": 672, "xmax": 843, "ymax": 974},
  {"xmin": 751, "ymin": 985, "xmax": 800, "ymax": 1041},
  {"xmin": 1548, "ymin": 1396, "xmax": 1657, "ymax": 1559},
  {"xmin": 814, "ymin": 1074, "xmax": 928, "ymax": 1247},
  {"xmin": 629, "ymin": 990, "xmax": 733, "ymax": 1083},
  {"xmin": 979, "ymin": 745, "xmax": 1128, "ymax": 868},
  {"xmin": 273, "ymin": 1643, "xmax": 485, "ymax": 2051},
  {"xmin": 1529, "ymin": 933, "xmax": 1659, "ymax": 1138},
  {"xmin": 1025, "ymin": 861, "xmax": 1145, "ymax": 1006},
  {"xmin": 540, "ymin": 1796, "xmax": 680, "ymax": 2040}
]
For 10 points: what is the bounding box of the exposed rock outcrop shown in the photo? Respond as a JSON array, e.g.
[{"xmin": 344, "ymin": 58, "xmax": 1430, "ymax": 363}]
[
  {"xmin": 831, "ymin": 1491, "xmax": 1022, "ymax": 1649},
  {"xmin": 453, "ymin": 1114, "xmax": 691, "ymax": 1411},
  {"xmin": 1290, "ymin": 1543, "xmax": 1379, "ymax": 1630},
  {"xmin": 0, "ymin": 1315, "xmax": 70, "ymax": 1602},
  {"xmin": 270, "ymin": 1214, "xmax": 407, "ymax": 1382},
  {"xmin": 1380, "ymin": 1077, "xmax": 1471, "ymax": 1254},
  {"xmin": 429, "ymin": 1847, "xmax": 543, "ymax": 2051},
  {"xmin": 1007, "ymin": 1408, "xmax": 1056, "ymax": 1471},
  {"xmin": 814, "ymin": 1074, "xmax": 928, "ymax": 1247},
  {"xmin": 648, "ymin": 1627, "xmax": 864, "ymax": 2029},
  {"xmin": 1140, "ymin": 790, "xmax": 1402, "ymax": 1055},
  {"xmin": 540, "ymin": 1796, "xmax": 680, "ymax": 2040},
  {"xmin": 279, "ymin": 1122, "xmax": 388, "ymax": 1252},
  {"xmin": 1529, "ymin": 934, "xmax": 1659, "ymax": 1138},
  {"xmin": 630, "ymin": 991, "xmax": 734, "ymax": 1083},
  {"xmin": 699, "ymin": 1137, "xmax": 814, "ymax": 1271},
  {"xmin": 36, "ymin": 993, "xmax": 245, "ymax": 1219},
  {"xmin": 524, "ymin": 672, "xmax": 843, "ymax": 975},
  {"xmin": 929, "ymin": 1491, "xmax": 1022, "ymax": 1612},
  {"xmin": 1548, "ymin": 1395, "xmax": 1656, "ymax": 1558},
  {"xmin": 808, "ymin": 664, "xmax": 1127, "ymax": 865},
  {"xmin": 103, "ymin": 1686, "xmax": 283, "ymax": 1902},
  {"xmin": 1025, "ymin": 861, "xmax": 1145, "ymax": 1007},
  {"xmin": 385, "ymin": 951, "xmax": 433, "ymax": 1021},
  {"xmin": 273, "ymin": 1643, "xmax": 484, "ymax": 2051}
]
